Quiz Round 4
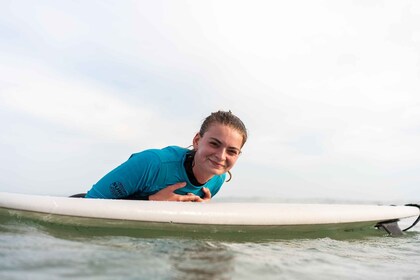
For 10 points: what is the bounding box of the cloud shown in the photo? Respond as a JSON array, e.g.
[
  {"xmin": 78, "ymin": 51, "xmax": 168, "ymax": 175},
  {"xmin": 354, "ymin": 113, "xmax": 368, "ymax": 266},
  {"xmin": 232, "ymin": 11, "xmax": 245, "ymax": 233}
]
[
  {"xmin": 1, "ymin": 1, "xmax": 419, "ymax": 201},
  {"xmin": 1, "ymin": 57, "xmax": 153, "ymax": 143}
]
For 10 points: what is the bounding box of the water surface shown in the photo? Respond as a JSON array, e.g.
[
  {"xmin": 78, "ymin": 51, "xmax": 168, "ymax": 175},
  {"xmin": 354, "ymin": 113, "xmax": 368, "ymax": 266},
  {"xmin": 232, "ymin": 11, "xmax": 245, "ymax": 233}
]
[{"xmin": 1, "ymin": 208, "xmax": 419, "ymax": 279}]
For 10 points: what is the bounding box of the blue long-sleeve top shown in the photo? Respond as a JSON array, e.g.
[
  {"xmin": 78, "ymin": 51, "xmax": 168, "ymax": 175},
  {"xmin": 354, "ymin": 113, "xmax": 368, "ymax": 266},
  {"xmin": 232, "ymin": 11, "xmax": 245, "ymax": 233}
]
[{"xmin": 85, "ymin": 146, "xmax": 225, "ymax": 199}]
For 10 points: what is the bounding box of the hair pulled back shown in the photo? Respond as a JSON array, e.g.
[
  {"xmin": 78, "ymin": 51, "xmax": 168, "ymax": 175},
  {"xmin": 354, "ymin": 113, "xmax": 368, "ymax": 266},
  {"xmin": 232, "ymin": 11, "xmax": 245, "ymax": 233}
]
[{"xmin": 199, "ymin": 110, "xmax": 247, "ymax": 147}]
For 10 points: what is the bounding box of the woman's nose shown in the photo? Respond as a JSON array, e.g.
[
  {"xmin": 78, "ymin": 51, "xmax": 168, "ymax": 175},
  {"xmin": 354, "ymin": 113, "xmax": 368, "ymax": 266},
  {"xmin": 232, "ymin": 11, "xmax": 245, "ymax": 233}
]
[{"xmin": 216, "ymin": 148, "xmax": 227, "ymax": 160}]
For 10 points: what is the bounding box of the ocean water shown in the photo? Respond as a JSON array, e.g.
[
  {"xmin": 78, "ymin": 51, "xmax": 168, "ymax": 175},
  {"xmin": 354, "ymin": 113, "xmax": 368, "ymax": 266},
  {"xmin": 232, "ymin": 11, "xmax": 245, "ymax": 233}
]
[{"xmin": 0, "ymin": 209, "xmax": 419, "ymax": 279}]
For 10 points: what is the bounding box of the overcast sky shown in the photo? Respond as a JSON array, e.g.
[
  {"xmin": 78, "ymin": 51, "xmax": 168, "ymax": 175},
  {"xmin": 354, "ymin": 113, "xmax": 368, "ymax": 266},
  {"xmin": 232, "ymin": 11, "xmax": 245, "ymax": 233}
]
[{"xmin": 1, "ymin": 0, "xmax": 419, "ymax": 203}]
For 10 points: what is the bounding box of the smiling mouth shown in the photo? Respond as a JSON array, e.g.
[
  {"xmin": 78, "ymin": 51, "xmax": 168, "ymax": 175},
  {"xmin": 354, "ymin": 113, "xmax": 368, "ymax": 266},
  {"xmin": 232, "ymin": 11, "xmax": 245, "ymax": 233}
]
[{"xmin": 208, "ymin": 158, "xmax": 225, "ymax": 168}]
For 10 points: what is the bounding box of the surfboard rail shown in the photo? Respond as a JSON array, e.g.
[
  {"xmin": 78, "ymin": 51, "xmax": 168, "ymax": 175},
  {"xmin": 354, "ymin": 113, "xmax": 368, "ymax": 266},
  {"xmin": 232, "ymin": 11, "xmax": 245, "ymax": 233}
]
[{"xmin": 0, "ymin": 192, "xmax": 419, "ymax": 229}]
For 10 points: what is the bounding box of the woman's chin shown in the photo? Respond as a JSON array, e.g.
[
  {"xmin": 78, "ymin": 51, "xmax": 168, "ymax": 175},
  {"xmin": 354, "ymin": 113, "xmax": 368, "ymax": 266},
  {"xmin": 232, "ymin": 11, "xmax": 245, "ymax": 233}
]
[{"xmin": 209, "ymin": 167, "xmax": 227, "ymax": 176}]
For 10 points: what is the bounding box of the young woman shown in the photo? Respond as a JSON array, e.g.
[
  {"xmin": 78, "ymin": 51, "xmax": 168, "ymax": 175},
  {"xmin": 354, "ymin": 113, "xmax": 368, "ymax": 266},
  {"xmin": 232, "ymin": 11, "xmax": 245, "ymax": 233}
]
[{"xmin": 83, "ymin": 110, "xmax": 247, "ymax": 202}]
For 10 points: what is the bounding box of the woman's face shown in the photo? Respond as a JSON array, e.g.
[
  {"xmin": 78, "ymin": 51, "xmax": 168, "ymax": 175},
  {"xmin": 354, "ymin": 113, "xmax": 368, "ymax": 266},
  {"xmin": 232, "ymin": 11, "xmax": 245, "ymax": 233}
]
[{"xmin": 192, "ymin": 123, "xmax": 243, "ymax": 183}]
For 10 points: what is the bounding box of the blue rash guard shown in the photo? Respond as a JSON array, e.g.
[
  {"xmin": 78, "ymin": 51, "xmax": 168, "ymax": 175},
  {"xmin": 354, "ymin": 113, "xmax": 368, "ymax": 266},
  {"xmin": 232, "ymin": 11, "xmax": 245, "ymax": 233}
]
[{"xmin": 85, "ymin": 146, "xmax": 225, "ymax": 199}]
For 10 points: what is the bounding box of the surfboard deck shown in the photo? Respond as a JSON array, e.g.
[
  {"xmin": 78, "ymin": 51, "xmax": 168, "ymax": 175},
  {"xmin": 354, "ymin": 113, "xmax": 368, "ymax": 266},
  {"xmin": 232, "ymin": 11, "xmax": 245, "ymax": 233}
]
[{"xmin": 0, "ymin": 192, "xmax": 418, "ymax": 240}]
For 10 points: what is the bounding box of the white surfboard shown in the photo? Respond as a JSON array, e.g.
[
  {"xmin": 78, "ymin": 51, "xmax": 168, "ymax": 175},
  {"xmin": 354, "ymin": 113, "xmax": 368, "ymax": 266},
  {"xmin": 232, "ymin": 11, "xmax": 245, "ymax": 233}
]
[{"xmin": 0, "ymin": 192, "xmax": 418, "ymax": 233}]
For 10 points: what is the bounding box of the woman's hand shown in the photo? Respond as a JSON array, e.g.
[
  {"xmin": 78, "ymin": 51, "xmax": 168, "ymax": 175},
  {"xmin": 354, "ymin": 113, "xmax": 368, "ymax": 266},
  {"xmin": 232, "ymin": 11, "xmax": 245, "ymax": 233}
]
[
  {"xmin": 149, "ymin": 182, "xmax": 208, "ymax": 202},
  {"xmin": 201, "ymin": 187, "xmax": 212, "ymax": 201}
]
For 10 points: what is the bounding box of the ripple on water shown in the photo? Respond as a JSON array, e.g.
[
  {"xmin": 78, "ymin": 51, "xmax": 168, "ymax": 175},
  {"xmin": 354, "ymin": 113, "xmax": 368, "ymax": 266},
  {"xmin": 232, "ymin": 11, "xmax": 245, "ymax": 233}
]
[{"xmin": 1, "ymin": 217, "xmax": 420, "ymax": 279}]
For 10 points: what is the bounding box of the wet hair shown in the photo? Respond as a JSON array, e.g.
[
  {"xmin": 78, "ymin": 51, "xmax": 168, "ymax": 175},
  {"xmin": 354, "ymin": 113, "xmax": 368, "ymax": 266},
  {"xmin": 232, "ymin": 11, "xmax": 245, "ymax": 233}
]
[
  {"xmin": 197, "ymin": 110, "xmax": 247, "ymax": 182},
  {"xmin": 199, "ymin": 110, "xmax": 248, "ymax": 147}
]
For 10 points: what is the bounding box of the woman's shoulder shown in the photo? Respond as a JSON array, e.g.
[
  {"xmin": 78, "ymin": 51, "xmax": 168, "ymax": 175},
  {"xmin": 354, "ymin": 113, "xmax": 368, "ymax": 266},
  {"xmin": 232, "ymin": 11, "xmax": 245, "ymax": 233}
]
[
  {"xmin": 157, "ymin": 146, "xmax": 189, "ymax": 162},
  {"xmin": 130, "ymin": 146, "xmax": 188, "ymax": 162}
]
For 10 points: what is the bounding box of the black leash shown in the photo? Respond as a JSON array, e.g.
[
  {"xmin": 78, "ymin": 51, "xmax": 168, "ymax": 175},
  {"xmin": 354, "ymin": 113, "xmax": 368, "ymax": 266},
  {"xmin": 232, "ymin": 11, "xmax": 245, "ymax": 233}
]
[{"xmin": 403, "ymin": 204, "xmax": 420, "ymax": 232}]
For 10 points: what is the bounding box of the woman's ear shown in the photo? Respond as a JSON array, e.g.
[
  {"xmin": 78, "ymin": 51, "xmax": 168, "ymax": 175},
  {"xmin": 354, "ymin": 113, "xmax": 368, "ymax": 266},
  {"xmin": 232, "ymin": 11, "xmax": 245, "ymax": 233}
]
[{"xmin": 192, "ymin": 133, "xmax": 201, "ymax": 149}]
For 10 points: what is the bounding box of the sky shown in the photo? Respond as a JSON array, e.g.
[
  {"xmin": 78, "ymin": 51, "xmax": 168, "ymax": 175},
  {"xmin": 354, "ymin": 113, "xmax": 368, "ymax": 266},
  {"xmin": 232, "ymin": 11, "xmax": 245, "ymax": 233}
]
[{"xmin": 1, "ymin": 0, "xmax": 419, "ymax": 203}]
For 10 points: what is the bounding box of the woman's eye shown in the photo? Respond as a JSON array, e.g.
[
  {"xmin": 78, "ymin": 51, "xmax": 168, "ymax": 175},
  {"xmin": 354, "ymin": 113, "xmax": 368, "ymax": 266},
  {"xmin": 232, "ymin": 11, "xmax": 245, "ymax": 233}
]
[
  {"xmin": 228, "ymin": 150, "xmax": 240, "ymax": 156},
  {"xmin": 209, "ymin": 142, "xmax": 219, "ymax": 147}
]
